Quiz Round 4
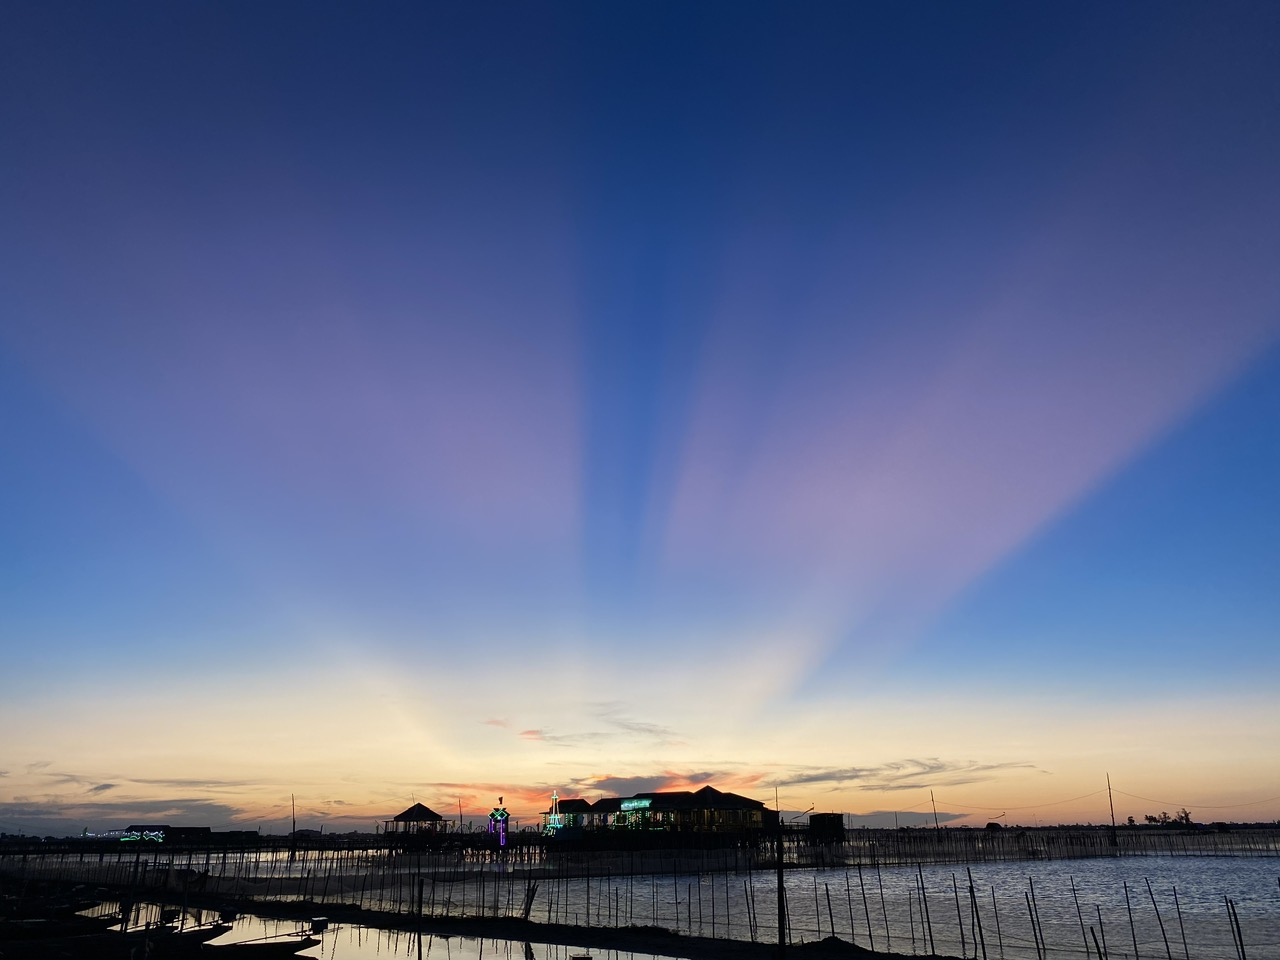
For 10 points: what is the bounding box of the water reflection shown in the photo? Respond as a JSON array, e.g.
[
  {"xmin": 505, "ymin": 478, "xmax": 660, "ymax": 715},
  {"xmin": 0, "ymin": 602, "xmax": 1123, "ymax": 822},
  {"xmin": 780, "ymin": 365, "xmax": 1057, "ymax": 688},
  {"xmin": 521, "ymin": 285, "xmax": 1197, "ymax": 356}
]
[{"xmin": 211, "ymin": 915, "xmax": 676, "ymax": 960}]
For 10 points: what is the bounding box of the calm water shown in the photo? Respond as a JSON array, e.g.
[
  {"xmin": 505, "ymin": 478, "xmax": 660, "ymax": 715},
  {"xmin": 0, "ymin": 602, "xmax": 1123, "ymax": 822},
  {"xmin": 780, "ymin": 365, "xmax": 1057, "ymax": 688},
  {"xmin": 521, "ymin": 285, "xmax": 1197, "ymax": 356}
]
[
  {"xmin": 405, "ymin": 855, "xmax": 1279, "ymax": 960},
  {"xmin": 23, "ymin": 850, "xmax": 1280, "ymax": 960},
  {"xmin": 193, "ymin": 855, "xmax": 1280, "ymax": 960},
  {"xmin": 209, "ymin": 915, "xmax": 666, "ymax": 960}
]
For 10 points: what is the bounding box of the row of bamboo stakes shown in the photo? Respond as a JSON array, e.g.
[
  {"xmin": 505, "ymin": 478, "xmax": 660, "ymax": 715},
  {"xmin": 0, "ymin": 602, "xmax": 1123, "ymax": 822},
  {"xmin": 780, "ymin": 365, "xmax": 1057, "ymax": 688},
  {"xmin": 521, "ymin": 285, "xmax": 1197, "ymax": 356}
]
[{"xmin": 2, "ymin": 829, "xmax": 1277, "ymax": 960}]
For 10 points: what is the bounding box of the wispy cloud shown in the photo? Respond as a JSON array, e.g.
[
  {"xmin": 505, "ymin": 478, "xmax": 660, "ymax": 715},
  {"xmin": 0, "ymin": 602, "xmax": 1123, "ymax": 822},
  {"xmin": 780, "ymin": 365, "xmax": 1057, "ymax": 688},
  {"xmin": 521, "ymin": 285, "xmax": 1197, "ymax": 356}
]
[
  {"xmin": 778, "ymin": 758, "xmax": 1038, "ymax": 792},
  {"xmin": 521, "ymin": 728, "xmax": 612, "ymax": 747},
  {"xmin": 129, "ymin": 777, "xmax": 260, "ymax": 790},
  {"xmin": 515, "ymin": 707, "xmax": 682, "ymax": 750}
]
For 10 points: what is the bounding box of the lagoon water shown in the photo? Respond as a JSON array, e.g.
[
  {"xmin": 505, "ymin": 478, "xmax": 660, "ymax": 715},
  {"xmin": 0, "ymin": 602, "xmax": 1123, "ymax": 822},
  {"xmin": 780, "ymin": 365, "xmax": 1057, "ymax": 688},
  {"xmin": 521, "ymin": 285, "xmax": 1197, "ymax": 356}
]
[{"xmin": 204, "ymin": 854, "xmax": 1278, "ymax": 960}]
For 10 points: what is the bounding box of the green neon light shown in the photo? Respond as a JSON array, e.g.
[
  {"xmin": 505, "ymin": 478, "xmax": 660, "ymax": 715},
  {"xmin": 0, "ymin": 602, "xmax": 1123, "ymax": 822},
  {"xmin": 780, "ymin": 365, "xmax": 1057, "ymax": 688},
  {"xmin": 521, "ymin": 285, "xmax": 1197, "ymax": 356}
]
[{"xmin": 620, "ymin": 798, "xmax": 651, "ymax": 811}]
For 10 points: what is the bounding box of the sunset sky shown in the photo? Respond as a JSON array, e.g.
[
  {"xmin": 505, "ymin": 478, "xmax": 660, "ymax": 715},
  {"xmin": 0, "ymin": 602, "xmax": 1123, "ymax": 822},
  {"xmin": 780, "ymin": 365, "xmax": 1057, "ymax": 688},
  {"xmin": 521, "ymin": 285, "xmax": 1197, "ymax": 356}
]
[{"xmin": 2, "ymin": 3, "xmax": 1279, "ymax": 836}]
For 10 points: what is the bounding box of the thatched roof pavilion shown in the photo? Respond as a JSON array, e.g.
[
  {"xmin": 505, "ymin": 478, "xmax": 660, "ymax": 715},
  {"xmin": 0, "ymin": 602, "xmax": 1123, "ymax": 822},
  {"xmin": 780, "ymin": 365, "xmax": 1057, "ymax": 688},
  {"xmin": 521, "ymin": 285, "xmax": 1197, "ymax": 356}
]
[{"xmin": 383, "ymin": 802, "xmax": 446, "ymax": 834}]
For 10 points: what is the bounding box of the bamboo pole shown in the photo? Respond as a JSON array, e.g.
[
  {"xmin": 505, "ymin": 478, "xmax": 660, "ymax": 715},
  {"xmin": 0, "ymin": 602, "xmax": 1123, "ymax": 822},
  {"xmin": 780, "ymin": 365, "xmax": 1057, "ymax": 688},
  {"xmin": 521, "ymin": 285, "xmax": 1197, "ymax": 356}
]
[
  {"xmin": 1145, "ymin": 877, "xmax": 1172, "ymax": 960},
  {"xmin": 1025, "ymin": 892, "xmax": 1043, "ymax": 960},
  {"xmin": 1072, "ymin": 875, "xmax": 1090, "ymax": 958},
  {"xmin": 858, "ymin": 863, "xmax": 874, "ymax": 951},
  {"xmin": 953, "ymin": 873, "xmax": 968, "ymax": 959},
  {"xmin": 968, "ymin": 868, "xmax": 987, "ymax": 960},
  {"xmin": 1125, "ymin": 881, "xmax": 1140, "ymax": 960},
  {"xmin": 991, "ymin": 886, "xmax": 1003, "ymax": 960}
]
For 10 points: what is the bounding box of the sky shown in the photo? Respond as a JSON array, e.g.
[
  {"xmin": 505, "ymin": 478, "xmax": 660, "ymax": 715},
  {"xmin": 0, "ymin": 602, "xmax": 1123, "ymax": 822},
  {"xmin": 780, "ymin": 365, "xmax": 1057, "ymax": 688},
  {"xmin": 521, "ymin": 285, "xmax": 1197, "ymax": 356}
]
[{"xmin": 2, "ymin": 2, "xmax": 1279, "ymax": 837}]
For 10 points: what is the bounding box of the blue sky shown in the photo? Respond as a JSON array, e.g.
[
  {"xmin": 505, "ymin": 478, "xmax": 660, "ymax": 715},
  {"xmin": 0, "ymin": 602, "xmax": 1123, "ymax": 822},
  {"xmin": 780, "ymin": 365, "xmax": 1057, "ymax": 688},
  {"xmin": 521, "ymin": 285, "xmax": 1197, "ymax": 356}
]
[{"xmin": 2, "ymin": 2, "xmax": 1278, "ymax": 834}]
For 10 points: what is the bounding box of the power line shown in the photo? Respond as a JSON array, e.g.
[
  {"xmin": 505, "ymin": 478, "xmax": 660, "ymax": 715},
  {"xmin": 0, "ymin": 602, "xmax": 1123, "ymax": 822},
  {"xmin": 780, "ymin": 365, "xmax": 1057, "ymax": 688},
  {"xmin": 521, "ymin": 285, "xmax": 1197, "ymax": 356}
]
[
  {"xmin": 1114, "ymin": 790, "xmax": 1280, "ymax": 810},
  {"xmin": 937, "ymin": 789, "xmax": 1106, "ymax": 811}
]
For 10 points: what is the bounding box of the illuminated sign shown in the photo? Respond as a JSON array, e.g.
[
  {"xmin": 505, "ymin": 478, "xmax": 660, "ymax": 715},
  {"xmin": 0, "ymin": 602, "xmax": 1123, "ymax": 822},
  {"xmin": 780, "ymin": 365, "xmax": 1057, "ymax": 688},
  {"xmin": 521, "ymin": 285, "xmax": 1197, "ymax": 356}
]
[
  {"xmin": 488, "ymin": 798, "xmax": 509, "ymax": 846},
  {"xmin": 121, "ymin": 830, "xmax": 165, "ymax": 842},
  {"xmin": 621, "ymin": 799, "xmax": 651, "ymax": 811}
]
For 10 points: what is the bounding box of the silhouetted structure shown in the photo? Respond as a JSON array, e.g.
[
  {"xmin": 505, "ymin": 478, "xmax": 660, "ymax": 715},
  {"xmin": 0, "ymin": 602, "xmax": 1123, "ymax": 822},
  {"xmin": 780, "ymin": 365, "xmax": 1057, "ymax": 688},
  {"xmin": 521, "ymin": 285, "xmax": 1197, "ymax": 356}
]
[
  {"xmin": 542, "ymin": 785, "xmax": 768, "ymax": 834},
  {"xmin": 383, "ymin": 803, "xmax": 445, "ymax": 835},
  {"xmin": 807, "ymin": 812, "xmax": 845, "ymax": 844}
]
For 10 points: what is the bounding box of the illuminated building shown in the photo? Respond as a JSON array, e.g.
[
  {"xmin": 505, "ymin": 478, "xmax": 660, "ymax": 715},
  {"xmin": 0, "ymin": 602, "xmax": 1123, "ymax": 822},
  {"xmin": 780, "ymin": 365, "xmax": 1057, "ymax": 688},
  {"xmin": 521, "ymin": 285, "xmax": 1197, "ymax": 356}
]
[{"xmin": 542, "ymin": 785, "xmax": 769, "ymax": 834}]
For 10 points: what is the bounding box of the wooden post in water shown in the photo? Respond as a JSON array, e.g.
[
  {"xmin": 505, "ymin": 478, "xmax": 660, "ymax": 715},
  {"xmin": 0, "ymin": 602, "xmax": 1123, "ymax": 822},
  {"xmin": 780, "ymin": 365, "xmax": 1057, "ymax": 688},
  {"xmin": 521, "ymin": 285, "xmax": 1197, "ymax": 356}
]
[
  {"xmin": 967, "ymin": 867, "xmax": 987, "ymax": 960},
  {"xmin": 953, "ymin": 873, "xmax": 967, "ymax": 959},
  {"xmin": 416, "ymin": 876, "xmax": 424, "ymax": 960},
  {"xmin": 844, "ymin": 871, "xmax": 855, "ymax": 946},
  {"xmin": 919, "ymin": 864, "xmax": 935, "ymax": 955},
  {"xmin": 711, "ymin": 867, "xmax": 717, "ymax": 939},
  {"xmin": 1229, "ymin": 898, "xmax": 1247, "ymax": 960},
  {"xmin": 909, "ymin": 888, "xmax": 918, "ymax": 954},
  {"xmin": 1025, "ymin": 892, "xmax": 1043, "ymax": 960},
  {"xmin": 1071, "ymin": 875, "xmax": 1090, "ymax": 958},
  {"xmin": 876, "ymin": 859, "xmax": 891, "ymax": 951},
  {"xmin": 1145, "ymin": 877, "xmax": 1173, "ymax": 960},
  {"xmin": 1172, "ymin": 886, "xmax": 1189, "ymax": 960},
  {"xmin": 812, "ymin": 875, "xmax": 820, "ymax": 939},
  {"xmin": 991, "ymin": 886, "xmax": 1003, "ymax": 960},
  {"xmin": 1029, "ymin": 877, "xmax": 1046, "ymax": 958},
  {"xmin": 1124, "ymin": 881, "xmax": 1140, "ymax": 960},
  {"xmin": 858, "ymin": 863, "xmax": 874, "ymax": 951},
  {"xmin": 1225, "ymin": 897, "xmax": 1243, "ymax": 960}
]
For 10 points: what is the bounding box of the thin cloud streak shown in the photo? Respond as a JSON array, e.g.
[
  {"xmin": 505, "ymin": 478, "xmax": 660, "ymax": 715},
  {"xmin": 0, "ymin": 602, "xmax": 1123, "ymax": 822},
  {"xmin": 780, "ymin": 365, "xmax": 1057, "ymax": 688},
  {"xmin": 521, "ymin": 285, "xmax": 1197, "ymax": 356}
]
[{"xmin": 779, "ymin": 759, "xmax": 1040, "ymax": 792}]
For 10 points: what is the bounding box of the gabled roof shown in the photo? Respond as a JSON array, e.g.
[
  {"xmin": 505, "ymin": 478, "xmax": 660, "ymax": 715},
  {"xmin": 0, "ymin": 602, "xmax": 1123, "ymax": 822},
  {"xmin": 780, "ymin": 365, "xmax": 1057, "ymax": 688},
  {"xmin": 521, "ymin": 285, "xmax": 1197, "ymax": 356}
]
[
  {"xmin": 620, "ymin": 786, "xmax": 765, "ymax": 811},
  {"xmin": 586, "ymin": 786, "xmax": 767, "ymax": 813},
  {"xmin": 392, "ymin": 802, "xmax": 444, "ymax": 822},
  {"xmin": 692, "ymin": 785, "xmax": 766, "ymax": 810},
  {"xmin": 557, "ymin": 798, "xmax": 593, "ymax": 813}
]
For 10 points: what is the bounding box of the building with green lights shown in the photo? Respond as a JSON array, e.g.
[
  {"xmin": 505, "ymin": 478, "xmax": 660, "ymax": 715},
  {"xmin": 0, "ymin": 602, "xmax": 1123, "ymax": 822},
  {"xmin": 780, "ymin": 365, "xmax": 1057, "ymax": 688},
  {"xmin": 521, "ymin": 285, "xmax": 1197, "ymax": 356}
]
[{"xmin": 542, "ymin": 785, "xmax": 770, "ymax": 834}]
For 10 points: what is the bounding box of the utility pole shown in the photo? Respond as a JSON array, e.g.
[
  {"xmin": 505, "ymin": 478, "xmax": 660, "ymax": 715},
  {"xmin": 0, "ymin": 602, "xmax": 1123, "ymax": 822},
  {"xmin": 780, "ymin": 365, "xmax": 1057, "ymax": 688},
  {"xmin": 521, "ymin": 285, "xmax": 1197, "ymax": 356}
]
[
  {"xmin": 1107, "ymin": 773, "xmax": 1118, "ymax": 848},
  {"xmin": 931, "ymin": 790, "xmax": 941, "ymax": 830}
]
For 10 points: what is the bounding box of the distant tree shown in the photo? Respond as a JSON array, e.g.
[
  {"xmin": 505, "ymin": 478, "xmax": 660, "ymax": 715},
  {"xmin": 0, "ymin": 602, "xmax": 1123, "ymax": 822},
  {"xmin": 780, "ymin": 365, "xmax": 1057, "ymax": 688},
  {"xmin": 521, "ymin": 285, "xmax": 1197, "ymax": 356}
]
[
  {"xmin": 1174, "ymin": 808, "xmax": 1193, "ymax": 825},
  {"xmin": 1126, "ymin": 816, "xmax": 1136, "ymax": 826}
]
